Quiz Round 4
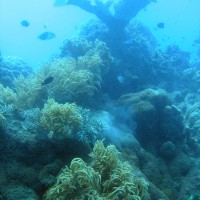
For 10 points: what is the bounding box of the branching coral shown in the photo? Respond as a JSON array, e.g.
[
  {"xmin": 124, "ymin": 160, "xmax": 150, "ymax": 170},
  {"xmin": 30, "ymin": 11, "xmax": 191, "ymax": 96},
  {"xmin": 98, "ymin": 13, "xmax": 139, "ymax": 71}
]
[
  {"xmin": 77, "ymin": 108, "xmax": 104, "ymax": 145},
  {"xmin": 44, "ymin": 140, "xmax": 149, "ymax": 200},
  {"xmin": 40, "ymin": 99, "xmax": 83, "ymax": 138},
  {"xmin": 20, "ymin": 108, "xmax": 41, "ymax": 134}
]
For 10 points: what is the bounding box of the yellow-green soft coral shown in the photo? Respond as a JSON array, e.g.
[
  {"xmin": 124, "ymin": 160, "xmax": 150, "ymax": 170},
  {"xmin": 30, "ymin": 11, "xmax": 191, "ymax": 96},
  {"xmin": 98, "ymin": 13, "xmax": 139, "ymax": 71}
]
[
  {"xmin": 43, "ymin": 58, "xmax": 101, "ymax": 100},
  {"xmin": 61, "ymin": 38, "xmax": 112, "ymax": 75},
  {"xmin": 44, "ymin": 140, "xmax": 149, "ymax": 200},
  {"xmin": 40, "ymin": 99, "xmax": 83, "ymax": 138},
  {"xmin": 77, "ymin": 40, "xmax": 112, "ymax": 75},
  {"xmin": 44, "ymin": 158, "xmax": 102, "ymax": 200},
  {"xmin": 13, "ymin": 58, "xmax": 101, "ymax": 108},
  {"xmin": 90, "ymin": 140, "xmax": 120, "ymax": 180},
  {"xmin": 13, "ymin": 75, "xmax": 46, "ymax": 110},
  {"xmin": 12, "ymin": 39, "xmax": 111, "ymax": 108},
  {"xmin": 0, "ymin": 84, "xmax": 17, "ymax": 104}
]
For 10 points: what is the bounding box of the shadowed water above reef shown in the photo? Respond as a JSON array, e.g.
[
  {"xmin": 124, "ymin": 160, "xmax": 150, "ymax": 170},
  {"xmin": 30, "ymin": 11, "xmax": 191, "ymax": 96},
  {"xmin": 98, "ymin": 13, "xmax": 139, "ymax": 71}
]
[{"xmin": 0, "ymin": 0, "xmax": 200, "ymax": 199}]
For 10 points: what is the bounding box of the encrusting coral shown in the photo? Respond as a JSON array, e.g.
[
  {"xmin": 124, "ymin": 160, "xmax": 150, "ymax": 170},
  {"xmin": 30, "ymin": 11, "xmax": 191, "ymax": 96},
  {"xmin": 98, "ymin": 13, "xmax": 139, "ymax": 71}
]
[{"xmin": 43, "ymin": 140, "xmax": 149, "ymax": 200}]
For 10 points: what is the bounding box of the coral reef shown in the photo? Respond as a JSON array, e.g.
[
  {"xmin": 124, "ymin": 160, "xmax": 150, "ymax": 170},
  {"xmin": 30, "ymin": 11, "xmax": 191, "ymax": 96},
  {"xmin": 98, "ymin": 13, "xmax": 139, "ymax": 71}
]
[
  {"xmin": 20, "ymin": 108, "xmax": 42, "ymax": 134},
  {"xmin": 0, "ymin": 56, "xmax": 32, "ymax": 88},
  {"xmin": 40, "ymin": 99, "xmax": 104, "ymax": 144},
  {"xmin": 8, "ymin": 39, "xmax": 112, "ymax": 110},
  {"xmin": 78, "ymin": 18, "xmax": 109, "ymax": 42},
  {"xmin": 119, "ymin": 89, "xmax": 184, "ymax": 152},
  {"xmin": 179, "ymin": 93, "xmax": 200, "ymax": 156},
  {"xmin": 77, "ymin": 108, "xmax": 104, "ymax": 145},
  {"xmin": 151, "ymin": 45, "xmax": 190, "ymax": 91},
  {"xmin": 13, "ymin": 56, "xmax": 105, "ymax": 108},
  {"xmin": 60, "ymin": 38, "xmax": 112, "ymax": 75},
  {"xmin": 43, "ymin": 58, "xmax": 102, "ymax": 102},
  {"xmin": 40, "ymin": 99, "xmax": 83, "ymax": 139},
  {"xmin": 1, "ymin": 4, "xmax": 200, "ymax": 199},
  {"xmin": 60, "ymin": 37, "xmax": 93, "ymax": 58},
  {"xmin": 13, "ymin": 74, "xmax": 46, "ymax": 110},
  {"xmin": 0, "ymin": 84, "xmax": 17, "ymax": 105},
  {"xmin": 181, "ymin": 67, "xmax": 200, "ymax": 92},
  {"xmin": 44, "ymin": 140, "xmax": 149, "ymax": 200}
]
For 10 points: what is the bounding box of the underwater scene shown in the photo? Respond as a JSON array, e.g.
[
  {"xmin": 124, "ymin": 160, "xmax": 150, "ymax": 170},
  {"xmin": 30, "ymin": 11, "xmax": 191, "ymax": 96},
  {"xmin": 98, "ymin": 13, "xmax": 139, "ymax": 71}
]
[{"xmin": 1, "ymin": 0, "xmax": 200, "ymax": 199}]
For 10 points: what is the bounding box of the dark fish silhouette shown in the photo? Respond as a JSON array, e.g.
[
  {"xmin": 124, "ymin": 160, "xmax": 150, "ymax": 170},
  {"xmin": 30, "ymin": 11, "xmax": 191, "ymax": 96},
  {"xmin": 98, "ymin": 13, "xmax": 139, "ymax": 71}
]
[
  {"xmin": 38, "ymin": 32, "xmax": 56, "ymax": 40},
  {"xmin": 21, "ymin": 20, "xmax": 30, "ymax": 27},
  {"xmin": 157, "ymin": 22, "xmax": 165, "ymax": 29},
  {"xmin": 42, "ymin": 76, "xmax": 54, "ymax": 86}
]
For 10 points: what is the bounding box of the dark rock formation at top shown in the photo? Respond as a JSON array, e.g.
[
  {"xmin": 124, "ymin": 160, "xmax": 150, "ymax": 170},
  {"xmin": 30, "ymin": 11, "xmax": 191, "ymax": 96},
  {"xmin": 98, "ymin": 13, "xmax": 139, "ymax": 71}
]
[{"xmin": 54, "ymin": 0, "xmax": 153, "ymax": 32}]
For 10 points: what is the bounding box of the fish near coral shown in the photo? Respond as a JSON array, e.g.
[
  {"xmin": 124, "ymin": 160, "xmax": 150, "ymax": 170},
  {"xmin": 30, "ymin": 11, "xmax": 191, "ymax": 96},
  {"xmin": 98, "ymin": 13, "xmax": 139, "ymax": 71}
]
[{"xmin": 41, "ymin": 76, "xmax": 54, "ymax": 86}]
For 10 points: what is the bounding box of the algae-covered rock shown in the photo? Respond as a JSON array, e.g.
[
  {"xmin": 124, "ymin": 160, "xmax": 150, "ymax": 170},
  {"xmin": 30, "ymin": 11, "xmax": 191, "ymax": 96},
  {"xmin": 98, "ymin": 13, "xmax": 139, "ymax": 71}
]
[{"xmin": 119, "ymin": 89, "xmax": 184, "ymax": 152}]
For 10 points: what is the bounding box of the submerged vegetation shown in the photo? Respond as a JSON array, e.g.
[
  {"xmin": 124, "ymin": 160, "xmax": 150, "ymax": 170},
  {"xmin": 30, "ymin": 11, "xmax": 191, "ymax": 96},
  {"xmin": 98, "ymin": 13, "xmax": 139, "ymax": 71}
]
[
  {"xmin": 0, "ymin": 0, "xmax": 200, "ymax": 199},
  {"xmin": 44, "ymin": 140, "xmax": 149, "ymax": 200}
]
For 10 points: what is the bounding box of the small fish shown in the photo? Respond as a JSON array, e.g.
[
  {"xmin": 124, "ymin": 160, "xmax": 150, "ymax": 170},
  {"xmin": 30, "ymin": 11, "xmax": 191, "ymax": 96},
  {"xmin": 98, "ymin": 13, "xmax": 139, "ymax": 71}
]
[
  {"xmin": 41, "ymin": 76, "xmax": 54, "ymax": 86},
  {"xmin": 21, "ymin": 20, "xmax": 30, "ymax": 27},
  {"xmin": 38, "ymin": 32, "xmax": 56, "ymax": 40},
  {"xmin": 157, "ymin": 22, "xmax": 165, "ymax": 29}
]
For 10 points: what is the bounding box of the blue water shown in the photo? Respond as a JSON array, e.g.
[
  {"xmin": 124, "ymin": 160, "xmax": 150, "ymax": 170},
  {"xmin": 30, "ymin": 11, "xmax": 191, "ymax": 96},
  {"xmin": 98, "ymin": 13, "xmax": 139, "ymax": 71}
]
[
  {"xmin": 0, "ymin": 0, "xmax": 91, "ymax": 67},
  {"xmin": 1, "ymin": 0, "xmax": 200, "ymax": 68},
  {"xmin": 1, "ymin": 0, "xmax": 200, "ymax": 199}
]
